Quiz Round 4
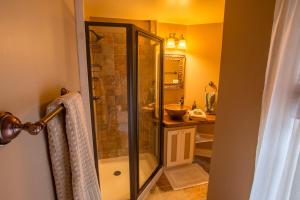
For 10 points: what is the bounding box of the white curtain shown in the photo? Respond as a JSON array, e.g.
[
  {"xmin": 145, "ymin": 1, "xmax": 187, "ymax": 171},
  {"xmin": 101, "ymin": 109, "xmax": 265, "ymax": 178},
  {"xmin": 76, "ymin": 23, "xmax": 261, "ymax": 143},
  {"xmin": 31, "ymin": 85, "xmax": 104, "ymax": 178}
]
[{"xmin": 250, "ymin": 0, "xmax": 300, "ymax": 199}]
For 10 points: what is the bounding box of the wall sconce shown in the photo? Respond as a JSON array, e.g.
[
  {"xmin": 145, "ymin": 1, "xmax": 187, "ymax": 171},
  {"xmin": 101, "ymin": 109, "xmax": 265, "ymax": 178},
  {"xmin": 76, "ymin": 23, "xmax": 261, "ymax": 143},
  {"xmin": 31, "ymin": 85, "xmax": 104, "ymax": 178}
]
[
  {"xmin": 166, "ymin": 33, "xmax": 176, "ymax": 49},
  {"xmin": 166, "ymin": 33, "xmax": 186, "ymax": 50},
  {"xmin": 178, "ymin": 34, "xmax": 186, "ymax": 49}
]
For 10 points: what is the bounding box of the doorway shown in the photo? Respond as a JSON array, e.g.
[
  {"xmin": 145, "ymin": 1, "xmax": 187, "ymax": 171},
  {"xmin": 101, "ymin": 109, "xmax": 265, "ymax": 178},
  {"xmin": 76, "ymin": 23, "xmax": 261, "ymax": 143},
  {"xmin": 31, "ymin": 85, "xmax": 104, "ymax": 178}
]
[{"xmin": 85, "ymin": 22, "xmax": 164, "ymax": 200}]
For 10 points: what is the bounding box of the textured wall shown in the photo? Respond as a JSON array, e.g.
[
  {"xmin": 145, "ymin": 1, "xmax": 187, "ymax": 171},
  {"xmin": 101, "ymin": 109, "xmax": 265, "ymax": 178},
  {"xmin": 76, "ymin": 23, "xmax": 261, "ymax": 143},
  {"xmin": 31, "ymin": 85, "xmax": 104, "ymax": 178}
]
[
  {"xmin": 89, "ymin": 27, "xmax": 129, "ymax": 159},
  {"xmin": 89, "ymin": 26, "xmax": 158, "ymax": 159},
  {"xmin": 0, "ymin": 0, "xmax": 80, "ymax": 199}
]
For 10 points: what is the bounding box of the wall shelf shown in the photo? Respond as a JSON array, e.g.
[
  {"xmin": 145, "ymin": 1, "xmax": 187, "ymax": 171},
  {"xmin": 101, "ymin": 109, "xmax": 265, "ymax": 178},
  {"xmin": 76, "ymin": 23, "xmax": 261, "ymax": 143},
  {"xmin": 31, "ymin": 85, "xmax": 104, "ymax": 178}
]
[{"xmin": 195, "ymin": 133, "xmax": 214, "ymax": 144}]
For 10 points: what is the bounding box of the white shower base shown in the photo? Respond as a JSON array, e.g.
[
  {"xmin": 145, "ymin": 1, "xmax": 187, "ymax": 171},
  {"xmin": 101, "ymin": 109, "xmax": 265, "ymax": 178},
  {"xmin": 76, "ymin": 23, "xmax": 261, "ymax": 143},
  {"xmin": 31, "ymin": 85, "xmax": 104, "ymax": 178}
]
[{"xmin": 98, "ymin": 153, "xmax": 158, "ymax": 200}]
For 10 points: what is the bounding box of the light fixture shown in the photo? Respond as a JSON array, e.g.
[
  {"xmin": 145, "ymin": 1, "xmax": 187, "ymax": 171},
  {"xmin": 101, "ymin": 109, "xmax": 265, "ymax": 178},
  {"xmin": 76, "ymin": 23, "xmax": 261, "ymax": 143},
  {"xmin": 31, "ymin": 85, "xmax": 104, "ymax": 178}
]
[
  {"xmin": 166, "ymin": 33, "xmax": 176, "ymax": 49},
  {"xmin": 165, "ymin": 33, "xmax": 187, "ymax": 50},
  {"xmin": 178, "ymin": 34, "xmax": 186, "ymax": 49}
]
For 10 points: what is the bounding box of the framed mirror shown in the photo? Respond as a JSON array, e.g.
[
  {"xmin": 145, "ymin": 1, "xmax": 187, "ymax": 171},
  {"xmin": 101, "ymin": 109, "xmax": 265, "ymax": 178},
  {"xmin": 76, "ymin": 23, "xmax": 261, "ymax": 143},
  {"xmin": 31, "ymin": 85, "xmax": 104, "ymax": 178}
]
[{"xmin": 164, "ymin": 54, "xmax": 186, "ymax": 89}]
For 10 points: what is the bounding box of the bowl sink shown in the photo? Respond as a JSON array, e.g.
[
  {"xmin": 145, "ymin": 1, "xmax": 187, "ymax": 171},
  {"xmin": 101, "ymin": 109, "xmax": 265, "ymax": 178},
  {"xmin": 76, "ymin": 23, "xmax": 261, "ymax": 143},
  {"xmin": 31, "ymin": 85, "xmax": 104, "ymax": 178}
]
[{"xmin": 164, "ymin": 104, "xmax": 191, "ymax": 119}]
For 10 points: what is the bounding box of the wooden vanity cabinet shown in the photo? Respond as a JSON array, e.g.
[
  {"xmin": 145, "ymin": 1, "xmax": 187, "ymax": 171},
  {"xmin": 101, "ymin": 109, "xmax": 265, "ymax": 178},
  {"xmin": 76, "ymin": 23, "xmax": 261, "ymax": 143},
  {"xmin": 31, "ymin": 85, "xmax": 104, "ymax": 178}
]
[{"xmin": 164, "ymin": 126, "xmax": 196, "ymax": 167}]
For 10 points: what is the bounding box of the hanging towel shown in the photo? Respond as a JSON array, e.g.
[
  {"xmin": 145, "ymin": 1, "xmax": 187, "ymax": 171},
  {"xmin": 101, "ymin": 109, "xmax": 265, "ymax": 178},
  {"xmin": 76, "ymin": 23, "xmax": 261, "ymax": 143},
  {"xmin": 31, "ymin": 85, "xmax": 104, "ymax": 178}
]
[{"xmin": 46, "ymin": 92, "xmax": 101, "ymax": 200}]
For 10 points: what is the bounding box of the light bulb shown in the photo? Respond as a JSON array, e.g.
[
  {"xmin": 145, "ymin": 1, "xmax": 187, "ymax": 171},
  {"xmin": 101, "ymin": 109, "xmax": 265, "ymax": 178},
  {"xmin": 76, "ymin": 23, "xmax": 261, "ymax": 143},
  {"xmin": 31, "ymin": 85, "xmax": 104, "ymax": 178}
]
[
  {"xmin": 166, "ymin": 37, "xmax": 176, "ymax": 49},
  {"xmin": 178, "ymin": 35, "xmax": 186, "ymax": 49},
  {"xmin": 166, "ymin": 33, "xmax": 176, "ymax": 49}
]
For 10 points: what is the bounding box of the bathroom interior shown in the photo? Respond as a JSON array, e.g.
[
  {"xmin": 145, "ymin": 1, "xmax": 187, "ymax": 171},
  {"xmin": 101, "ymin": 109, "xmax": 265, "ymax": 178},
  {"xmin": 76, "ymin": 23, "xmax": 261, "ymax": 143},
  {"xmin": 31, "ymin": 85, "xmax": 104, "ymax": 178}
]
[
  {"xmin": 84, "ymin": 1, "xmax": 224, "ymax": 200},
  {"xmin": 0, "ymin": 0, "xmax": 281, "ymax": 199}
]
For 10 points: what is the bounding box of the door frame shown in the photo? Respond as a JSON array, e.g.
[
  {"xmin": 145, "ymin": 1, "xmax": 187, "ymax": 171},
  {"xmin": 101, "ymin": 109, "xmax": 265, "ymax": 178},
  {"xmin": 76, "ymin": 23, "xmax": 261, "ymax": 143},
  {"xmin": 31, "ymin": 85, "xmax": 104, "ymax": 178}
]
[
  {"xmin": 134, "ymin": 26, "xmax": 165, "ymax": 197},
  {"xmin": 84, "ymin": 21, "xmax": 164, "ymax": 200}
]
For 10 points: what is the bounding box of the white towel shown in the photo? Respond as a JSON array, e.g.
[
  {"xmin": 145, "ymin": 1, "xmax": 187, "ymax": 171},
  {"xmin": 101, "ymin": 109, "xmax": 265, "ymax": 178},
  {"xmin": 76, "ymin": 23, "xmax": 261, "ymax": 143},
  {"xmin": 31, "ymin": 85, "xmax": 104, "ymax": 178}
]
[{"xmin": 47, "ymin": 92, "xmax": 101, "ymax": 200}]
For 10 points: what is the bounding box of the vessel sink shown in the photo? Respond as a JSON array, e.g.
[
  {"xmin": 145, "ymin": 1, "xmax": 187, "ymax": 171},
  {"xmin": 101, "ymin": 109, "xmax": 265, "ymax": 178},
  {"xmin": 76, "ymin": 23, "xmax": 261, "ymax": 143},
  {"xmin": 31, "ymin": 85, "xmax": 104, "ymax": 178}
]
[{"xmin": 164, "ymin": 104, "xmax": 191, "ymax": 119}]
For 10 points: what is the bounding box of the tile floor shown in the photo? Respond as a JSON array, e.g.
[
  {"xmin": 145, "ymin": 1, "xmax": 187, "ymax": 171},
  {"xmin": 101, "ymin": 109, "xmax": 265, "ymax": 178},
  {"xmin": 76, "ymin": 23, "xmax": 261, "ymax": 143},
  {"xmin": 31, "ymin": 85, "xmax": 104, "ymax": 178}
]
[
  {"xmin": 145, "ymin": 156, "xmax": 210, "ymax": 200},
  {"xmin": 146, "ymin": 174, "xmax": 208, "ymax": 200}
]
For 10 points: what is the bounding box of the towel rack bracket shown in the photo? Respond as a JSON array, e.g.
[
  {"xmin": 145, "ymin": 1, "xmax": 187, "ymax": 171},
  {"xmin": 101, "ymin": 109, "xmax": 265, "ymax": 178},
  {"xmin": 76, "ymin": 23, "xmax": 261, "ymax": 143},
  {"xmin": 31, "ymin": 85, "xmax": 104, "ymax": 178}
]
[
  {"xmin": 0, "ymin": 112, "xmax": 23, "ymax": 145},
  {"xmin": 0, "ymin": 88, "xmax": 70, "ymax": 145}
]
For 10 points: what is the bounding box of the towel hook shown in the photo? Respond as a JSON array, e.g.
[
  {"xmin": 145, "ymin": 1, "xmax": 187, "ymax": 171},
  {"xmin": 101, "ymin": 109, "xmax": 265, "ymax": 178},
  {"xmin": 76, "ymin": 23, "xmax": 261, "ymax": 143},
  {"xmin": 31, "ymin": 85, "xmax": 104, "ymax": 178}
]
[{"xmin": 0, "ymin": 88, "xmax": 69, "ymax": 145}]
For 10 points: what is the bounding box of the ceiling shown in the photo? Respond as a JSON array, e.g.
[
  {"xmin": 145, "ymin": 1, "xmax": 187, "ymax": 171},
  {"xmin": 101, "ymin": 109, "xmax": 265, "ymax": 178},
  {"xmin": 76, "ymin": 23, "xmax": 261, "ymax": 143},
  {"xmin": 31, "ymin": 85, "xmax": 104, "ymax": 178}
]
[{"xmin": 84, "ymin": 0, "xmax": 225, "ymax": 25}]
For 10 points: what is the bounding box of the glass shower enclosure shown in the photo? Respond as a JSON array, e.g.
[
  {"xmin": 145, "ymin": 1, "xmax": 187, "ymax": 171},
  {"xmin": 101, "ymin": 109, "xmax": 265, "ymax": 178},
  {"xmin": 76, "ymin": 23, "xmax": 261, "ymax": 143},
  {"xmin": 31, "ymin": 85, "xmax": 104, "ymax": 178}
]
[{"xmin": 85, "ymin": 22, "xmax": 164, "ymax": 200}]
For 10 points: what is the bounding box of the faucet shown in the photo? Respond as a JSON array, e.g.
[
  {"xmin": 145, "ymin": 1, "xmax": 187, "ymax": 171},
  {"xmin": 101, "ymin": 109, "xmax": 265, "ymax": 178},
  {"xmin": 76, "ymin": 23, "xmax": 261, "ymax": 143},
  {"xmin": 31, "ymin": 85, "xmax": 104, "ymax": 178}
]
[{"xmin": 179, "ymin": 97, "xmax": 184, "ymax": 107}]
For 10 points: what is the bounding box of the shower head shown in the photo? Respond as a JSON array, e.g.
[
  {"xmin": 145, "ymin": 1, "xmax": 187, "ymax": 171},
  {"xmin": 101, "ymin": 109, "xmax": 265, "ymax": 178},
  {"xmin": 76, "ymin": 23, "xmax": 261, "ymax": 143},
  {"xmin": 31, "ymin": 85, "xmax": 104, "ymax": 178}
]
[{"xmin": 89, "ymin": 30, "xmax": 103, "ymax": 43}]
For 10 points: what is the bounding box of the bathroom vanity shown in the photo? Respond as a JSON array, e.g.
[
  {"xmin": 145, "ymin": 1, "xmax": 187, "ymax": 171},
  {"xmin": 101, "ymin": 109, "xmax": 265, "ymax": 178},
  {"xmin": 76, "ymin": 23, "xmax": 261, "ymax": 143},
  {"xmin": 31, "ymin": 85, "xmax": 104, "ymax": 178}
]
[
  {"xmin": 163, "ymin": 114, "xmax": 216, "ymax": 168},
  {"xmin": 164, "ymin": 126, "xmax": 196, "ymax": 167},
  {"xmin": 162, "ymin": 50, "xmax": 217, "ymax": 170}
]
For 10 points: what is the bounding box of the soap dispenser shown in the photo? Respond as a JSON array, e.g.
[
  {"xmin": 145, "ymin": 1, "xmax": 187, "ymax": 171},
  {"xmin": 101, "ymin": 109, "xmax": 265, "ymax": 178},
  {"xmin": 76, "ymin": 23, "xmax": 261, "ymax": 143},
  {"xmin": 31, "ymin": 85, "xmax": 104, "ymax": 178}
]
[{"xmin": 192, "ymin": 101, "xmax": 197, "ymax": 110}]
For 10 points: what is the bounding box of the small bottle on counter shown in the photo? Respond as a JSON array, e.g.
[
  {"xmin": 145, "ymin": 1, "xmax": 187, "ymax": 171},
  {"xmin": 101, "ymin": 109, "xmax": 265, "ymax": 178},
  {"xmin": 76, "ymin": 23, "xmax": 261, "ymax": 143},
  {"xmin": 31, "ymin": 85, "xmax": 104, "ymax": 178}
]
[{"xmin": 192, "ymin": 101, "xmax": 197, "ymax": 110}]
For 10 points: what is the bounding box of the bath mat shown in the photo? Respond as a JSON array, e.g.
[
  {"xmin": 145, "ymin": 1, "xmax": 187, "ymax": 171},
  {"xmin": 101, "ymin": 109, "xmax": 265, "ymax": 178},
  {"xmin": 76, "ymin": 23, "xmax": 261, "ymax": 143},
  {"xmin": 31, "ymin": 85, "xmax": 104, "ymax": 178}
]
[{"xmin": 164, "ymin": 164, "xmax": 209, "ymax": 190}]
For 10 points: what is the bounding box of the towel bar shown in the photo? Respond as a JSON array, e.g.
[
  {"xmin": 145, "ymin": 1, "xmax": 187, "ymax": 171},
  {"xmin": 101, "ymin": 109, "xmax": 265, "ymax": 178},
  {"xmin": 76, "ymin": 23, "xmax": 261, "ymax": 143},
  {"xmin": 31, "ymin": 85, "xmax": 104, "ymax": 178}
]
[{"xmin": 0, "ymin": 88, "xmax": 69, "ymax": 145}]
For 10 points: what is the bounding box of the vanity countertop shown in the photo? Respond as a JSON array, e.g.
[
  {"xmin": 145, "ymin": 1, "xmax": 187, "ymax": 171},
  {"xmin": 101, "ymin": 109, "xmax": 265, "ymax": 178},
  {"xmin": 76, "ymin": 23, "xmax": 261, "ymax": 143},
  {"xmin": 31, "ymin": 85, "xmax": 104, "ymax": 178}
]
[{"xmin": 163, "ymin": 114, "xmax": 216, "ymax": 128}]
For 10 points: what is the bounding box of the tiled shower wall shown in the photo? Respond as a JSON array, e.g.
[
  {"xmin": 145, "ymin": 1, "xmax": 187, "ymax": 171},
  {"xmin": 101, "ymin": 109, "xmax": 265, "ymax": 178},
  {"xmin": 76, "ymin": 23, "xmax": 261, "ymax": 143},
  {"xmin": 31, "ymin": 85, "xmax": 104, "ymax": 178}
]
[
  {"xmin": 137, "ymin": 36, "xmax": 159, "ymax": 157},
  {"xmin": 89, "ymin": 27, "xmax": 158, "ymax": 159},
  {"xmin": 90, "ymin": 28, "xmax": 129, "ymax": 159}
]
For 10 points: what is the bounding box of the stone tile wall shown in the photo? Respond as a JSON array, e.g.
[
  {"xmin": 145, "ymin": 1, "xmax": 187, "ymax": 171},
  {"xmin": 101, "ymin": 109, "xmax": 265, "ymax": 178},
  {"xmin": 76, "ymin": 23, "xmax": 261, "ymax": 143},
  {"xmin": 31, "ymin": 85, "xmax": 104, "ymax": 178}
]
[
  {"xmin": 90, "ymin": 28, "xmax": 129, "ymax": 159},
  {"xmin": 89, "ymin": 27, "xmax": 159, "ymax": 159}
]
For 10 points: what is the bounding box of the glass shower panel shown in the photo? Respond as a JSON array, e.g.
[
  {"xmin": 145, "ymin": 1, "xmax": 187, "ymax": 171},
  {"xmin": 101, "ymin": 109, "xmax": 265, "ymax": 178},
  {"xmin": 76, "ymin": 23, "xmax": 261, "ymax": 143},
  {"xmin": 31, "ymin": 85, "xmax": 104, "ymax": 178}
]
[
  {"xmin": 137, "ymin": 34, "xmax": 161, "ymax": 188},
  {"xmin": 87, "ymin": 25, "xmax": 130, "ymax": 200}
]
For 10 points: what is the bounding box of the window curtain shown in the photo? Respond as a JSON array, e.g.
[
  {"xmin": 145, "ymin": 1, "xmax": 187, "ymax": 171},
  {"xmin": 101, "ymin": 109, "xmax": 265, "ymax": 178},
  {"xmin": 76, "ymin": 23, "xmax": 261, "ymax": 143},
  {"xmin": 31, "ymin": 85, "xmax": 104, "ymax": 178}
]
[{"xmin": 250, "ymin": 0, "xmax": 300, "ymax": 199}]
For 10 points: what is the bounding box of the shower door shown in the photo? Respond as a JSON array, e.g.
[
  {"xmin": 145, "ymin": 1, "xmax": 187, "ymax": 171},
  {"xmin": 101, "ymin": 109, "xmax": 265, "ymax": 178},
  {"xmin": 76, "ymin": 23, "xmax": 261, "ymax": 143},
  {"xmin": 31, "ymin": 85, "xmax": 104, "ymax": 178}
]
[
  {"xmin": 136, "ymin": 28, "xmax": 164, "ymax": 197},
  {"xmin": 85, "ymin": 22, "xmax": 164, "ymax": 200}
]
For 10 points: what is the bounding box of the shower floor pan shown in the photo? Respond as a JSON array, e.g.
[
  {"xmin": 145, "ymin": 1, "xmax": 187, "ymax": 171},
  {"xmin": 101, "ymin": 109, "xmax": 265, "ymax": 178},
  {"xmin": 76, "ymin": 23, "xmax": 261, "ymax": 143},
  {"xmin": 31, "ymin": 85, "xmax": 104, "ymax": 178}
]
[{"xmin": 98, "ymin": 153, "xmax": 158, "ymax": 200}]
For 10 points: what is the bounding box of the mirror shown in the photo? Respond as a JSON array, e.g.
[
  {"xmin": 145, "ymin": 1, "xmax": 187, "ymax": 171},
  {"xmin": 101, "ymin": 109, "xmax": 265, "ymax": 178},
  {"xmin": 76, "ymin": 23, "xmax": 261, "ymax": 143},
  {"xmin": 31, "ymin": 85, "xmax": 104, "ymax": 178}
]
[{"xmin": 164, "ymin": 54, "xmax": 186, "ymax": 89}]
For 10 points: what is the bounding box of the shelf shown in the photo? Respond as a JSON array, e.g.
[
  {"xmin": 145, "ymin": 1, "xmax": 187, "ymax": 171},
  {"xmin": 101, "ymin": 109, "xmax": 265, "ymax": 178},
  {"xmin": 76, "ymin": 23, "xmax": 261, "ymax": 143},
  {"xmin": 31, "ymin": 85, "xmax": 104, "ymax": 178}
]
[
  {"xmin": 194, "ymin": 148, "xmax": 212, "ymax": 158},
  {"xmin": 195, "ymin": 133, "xmax": 214, "ymax": 144}
]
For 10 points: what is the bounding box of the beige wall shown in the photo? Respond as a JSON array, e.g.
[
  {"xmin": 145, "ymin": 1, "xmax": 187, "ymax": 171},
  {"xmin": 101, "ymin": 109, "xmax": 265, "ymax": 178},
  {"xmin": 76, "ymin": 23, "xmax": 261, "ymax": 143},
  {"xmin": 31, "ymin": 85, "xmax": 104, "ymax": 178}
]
[
  {"xmin": 88, "ymin": 17, "xmax": 152, "ymax": 32},
  {"xmin": 157, "ymin": 22, "xmax": 187, "ymax": 41},
  {"xmin": 0, "ymin": 0, "xmax": 80, "ymax": 199},
  {"xmin": 84, "ymin": 0, "xmax": 224, "ymax": 25},
  {"xmin": 157, "ymin": 22, "xmax": 223, "ymax": 108},
  {"xmin": 185, "ymin": 23, "xmax": 223, "ymax": 108},
  {"xmin": 207, "ymin": 0, "xmax": 276, "ymax": 199},
  {"xmin": 157, "ymin": 22, "xmax": 187, "ymax": 105}
]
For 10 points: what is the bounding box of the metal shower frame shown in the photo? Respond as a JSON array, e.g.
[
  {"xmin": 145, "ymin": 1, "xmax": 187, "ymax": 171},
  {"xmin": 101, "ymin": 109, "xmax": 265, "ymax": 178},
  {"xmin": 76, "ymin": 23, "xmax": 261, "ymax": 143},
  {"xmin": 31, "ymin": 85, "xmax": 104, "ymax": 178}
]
[{"xmin": 85, "ymin": 21, "xmax": 164, "ymax": 200}]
